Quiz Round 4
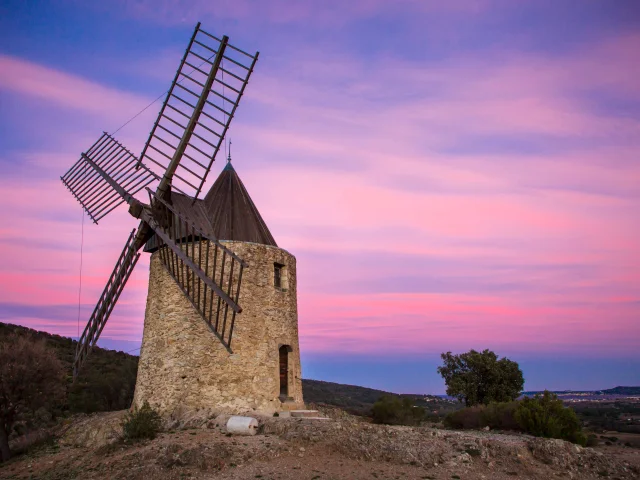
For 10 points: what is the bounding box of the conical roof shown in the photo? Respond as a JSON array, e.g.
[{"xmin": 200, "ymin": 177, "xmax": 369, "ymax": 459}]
[
  {"xmin": 144, "ymin": 161, "xmax": 277, "ymax": 253},
  {"xmin": 201, "ymin": 161, "xmax": 277, "ymax": 246}
]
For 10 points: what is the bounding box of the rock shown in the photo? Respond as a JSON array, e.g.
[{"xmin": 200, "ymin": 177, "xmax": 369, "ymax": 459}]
[
  {"xmin": 484, "ymin": 426, "xmax": 490, "ymax": 431},
  {"xmin": 59, "ymin": 411, "xmax": 125, "ymax": 449}
]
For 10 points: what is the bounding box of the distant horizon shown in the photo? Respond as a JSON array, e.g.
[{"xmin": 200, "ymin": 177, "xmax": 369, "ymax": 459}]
[
  {"xmin": 1, "ymin": 1, "xmax": 638, "ymax": 394},
  {"xmin": 2, "ymin": 321, "xmax": 638, "ymax": 397}
]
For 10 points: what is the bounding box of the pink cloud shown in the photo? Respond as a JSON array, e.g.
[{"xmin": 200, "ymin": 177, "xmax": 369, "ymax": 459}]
[
  {"xmin": 235, "ymin": 30, "xmax": 640, "ymax": 169},
  {"xmin": 297, "ymin": 291, "xmax": 640, "ymax": 357}
]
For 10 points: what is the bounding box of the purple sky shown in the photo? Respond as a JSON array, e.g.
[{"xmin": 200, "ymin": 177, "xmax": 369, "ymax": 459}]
[{"xmin": 0, "ymin": 0, "xmax": 639, "ymax": 393}]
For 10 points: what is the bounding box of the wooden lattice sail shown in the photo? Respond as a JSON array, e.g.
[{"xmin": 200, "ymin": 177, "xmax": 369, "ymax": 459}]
[{"xmin": 59, "ymin": 23, "xmax": 259, "ymax": 377}]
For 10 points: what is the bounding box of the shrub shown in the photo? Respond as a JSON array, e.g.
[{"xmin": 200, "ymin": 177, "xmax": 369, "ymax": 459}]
[
  {"xmin": 122, "ymin": 401, "xmax": 162, "ymax": 441},
  {"xmin": 371, "ymin": 395, "xmax": 426, "ymax": 426},
  {"xmin": 444, "ymin": 406, "xmax": 485, "ymax": 429},
  {"xmin": 481, "ymin": 402, "xmax": 521, "ymax": 430},
  {"xmin": 444, "ymin": 402, "xmax": 520, "ymax": 430},
  {"xmin": 586, "ymin": 434, "xmax": 599, "ymax": 447},
  {"xmin": 515, "ymin": 391, "xmax": 586, "ymax": 446},
  {"xmin": 0, "ymin": 335, "xmax": 66, "ymax": 462},
  {"xmin": 444, "ymin": 395, "xmax": 588, "ymax": 446}
]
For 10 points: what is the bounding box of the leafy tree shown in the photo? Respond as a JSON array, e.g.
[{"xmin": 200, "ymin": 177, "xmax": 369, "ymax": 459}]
[
  {"xmin": 437, "ymin": 349, "xmax": 524, "ymax": 407},
  {"xmin": 371, "ymin": 395, "xmax": 426, "ymax": 426},
  {"xmin": 515, "ymin": 390, "xmax": 586, "ymax": 445},
  {"xmin": 0, "ymin": 335, "xmax": 66, "ymax": 462}
]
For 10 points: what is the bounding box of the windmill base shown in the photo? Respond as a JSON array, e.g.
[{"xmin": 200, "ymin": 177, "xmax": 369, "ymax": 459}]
[{"xmin": 132, "ymin": 242, "xmax": 304, "ymax": 415}]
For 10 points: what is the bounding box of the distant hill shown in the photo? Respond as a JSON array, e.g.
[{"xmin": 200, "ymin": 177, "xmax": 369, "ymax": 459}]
[
  {"xmin": 522, "ymin": 387, "xmax": 640, "ymax": 397},
  {"xmin": 601, "ymin": 386, "xmax": 640, "ymax": 395},
  {"xmin": 301, "ymin": 379, "xmax": 457, "ymax": 416}
]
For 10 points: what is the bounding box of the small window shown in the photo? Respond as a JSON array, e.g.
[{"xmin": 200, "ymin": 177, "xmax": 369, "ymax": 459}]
[{"xmin": 274, "ymin": 263, "xmax": 284, "ymax": 289}]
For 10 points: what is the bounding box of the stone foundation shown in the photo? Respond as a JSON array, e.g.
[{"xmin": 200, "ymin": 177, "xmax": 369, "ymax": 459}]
[{"xmin": 132, "ymin": 241, "xmax": 304, "ymax": 414}]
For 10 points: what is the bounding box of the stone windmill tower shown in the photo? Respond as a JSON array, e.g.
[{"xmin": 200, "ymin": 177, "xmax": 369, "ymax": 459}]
[
  {"xmin": 59, "ymin": 23, "xmax": 304, "ymax": 414},
  {"xmin": 134, "ymin": 159, "xmax": 304, "ymax": 413}
]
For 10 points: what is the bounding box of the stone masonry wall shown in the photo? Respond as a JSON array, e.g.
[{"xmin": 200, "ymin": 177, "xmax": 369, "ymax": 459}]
[{"xmin": 132, "ymin": 241, "xmax": 304, "ymax": 415}]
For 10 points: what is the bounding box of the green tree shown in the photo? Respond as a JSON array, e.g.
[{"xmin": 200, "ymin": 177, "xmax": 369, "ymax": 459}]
[
  {"xmin": 437, "ymin": 349, "xmax": 524, "ymax": 407},
  {"xmin": 0, "ymin": 335, "xmax": 66, "ymax": 462}
]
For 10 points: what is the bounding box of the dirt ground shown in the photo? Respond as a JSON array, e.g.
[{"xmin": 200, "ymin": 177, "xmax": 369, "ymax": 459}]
[{"xmin": 1, "ymin": 411, "xmax": 639, "ymax": 480}]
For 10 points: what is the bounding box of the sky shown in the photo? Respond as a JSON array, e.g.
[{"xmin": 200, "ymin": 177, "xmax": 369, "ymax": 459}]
[{"xmin": 0, "ymin": 0, "xmax": 638, "ymax": 394}]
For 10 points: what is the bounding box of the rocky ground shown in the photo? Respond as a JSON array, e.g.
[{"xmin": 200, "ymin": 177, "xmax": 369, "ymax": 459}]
[{"xmin": 1, "ymin": 407, "xmax": 639, "ymax": 480}]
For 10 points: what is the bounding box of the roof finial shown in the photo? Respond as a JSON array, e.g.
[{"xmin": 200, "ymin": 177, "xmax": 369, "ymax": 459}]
[{"xmin": 227, "ymin": 139, "xmax": 232, "ymax": 163}]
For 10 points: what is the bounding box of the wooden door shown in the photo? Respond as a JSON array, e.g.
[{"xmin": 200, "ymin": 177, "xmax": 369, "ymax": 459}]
[{"xmin": 279, "ymin": 346, "xmax": 288, "ymax": 397}]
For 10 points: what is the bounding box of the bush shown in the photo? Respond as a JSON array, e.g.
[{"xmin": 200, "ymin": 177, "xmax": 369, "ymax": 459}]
[
  {"xmin": 444, "ymin": 402, "xmax": 520, "ymax": 430},
  {"xmin": 372, "ymin": 395, "xmax": 426, "ymax": 426},
  {"xmin": 444, "ymin": 406, "xmax": 486, "ymax": 429},
  {"xmin": 586, "ymin": 434, "xmax": 599, "ymax": 447},
  {"xmin": 122, "ymin": 402, "xmax": 162, "ymax": 441},
  {"xmin": 0, "ymin": 335, "xmax": 66, "ymax": 462},
  {"xmin": 444, "ymin": 395, "xmax": 588, "ymax": 446},
  {"xmin": 515, "ymin": 391, "xmax": 586, "ymax": 446},
  {"xmin": 481, "ymin": 402, "xmax": 521, "ymax": 430}
]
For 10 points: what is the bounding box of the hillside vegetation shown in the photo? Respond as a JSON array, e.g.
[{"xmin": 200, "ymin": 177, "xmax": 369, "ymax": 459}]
[
  {"xmin": 0, "ymin": 322, "xmax": 138, "ymax": 414},
  {"xmin": 302, "ymin": 379, "xmax": 457, "ymax": 416}
]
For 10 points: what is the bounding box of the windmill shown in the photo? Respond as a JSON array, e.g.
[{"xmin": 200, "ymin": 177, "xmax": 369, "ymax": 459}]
[{"xmin": 60, "ymin": 24, "xmax": 304, "ymax": 414}]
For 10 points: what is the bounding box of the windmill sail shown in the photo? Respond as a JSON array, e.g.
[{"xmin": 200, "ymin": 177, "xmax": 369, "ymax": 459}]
[
  {"xmin": 138, "ymin": 23, "xmax": 259, "ymax": 201},
  {"xmin": 143, "ymin": 191, "xmax": 246, "ymax": 351},
  {"xmin": 59, "ymin": 23, "xmax": 257, "ymax": 378},
  {"xmin": 61, "ymin": 133, "xmax": 159, "ymax": 223},
  {"xmin": 74, "ymin": 229, "xmax": 141, "ymax": 376}
]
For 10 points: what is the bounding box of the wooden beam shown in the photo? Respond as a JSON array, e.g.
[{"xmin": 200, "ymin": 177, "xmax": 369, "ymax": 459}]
[
  {"xmin": 154, "ymin": 35, "xmax": 230, "ymax": 202},
  {"xmin": 140, "ymin": 207, "xmax": 242, "ymax": 313}
]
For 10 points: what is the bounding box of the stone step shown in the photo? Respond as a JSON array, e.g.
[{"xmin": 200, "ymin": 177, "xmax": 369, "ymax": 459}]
[
  {"xmin": 290, "ymin": 410, "xmax": 320, "ymax": 418},
  {"xmin": 275, "ymin": 413, "xmax": 329, "ymax": 421}
]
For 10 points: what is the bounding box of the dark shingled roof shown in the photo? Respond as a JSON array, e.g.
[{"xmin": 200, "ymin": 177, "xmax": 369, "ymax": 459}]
[
  {"xmin": 202, "ymin": 161, "xmax": 277, "ymax": 246},
  {"xmin": 144, "ymin": 161, "xmax": 277, "ymax": 252}
]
